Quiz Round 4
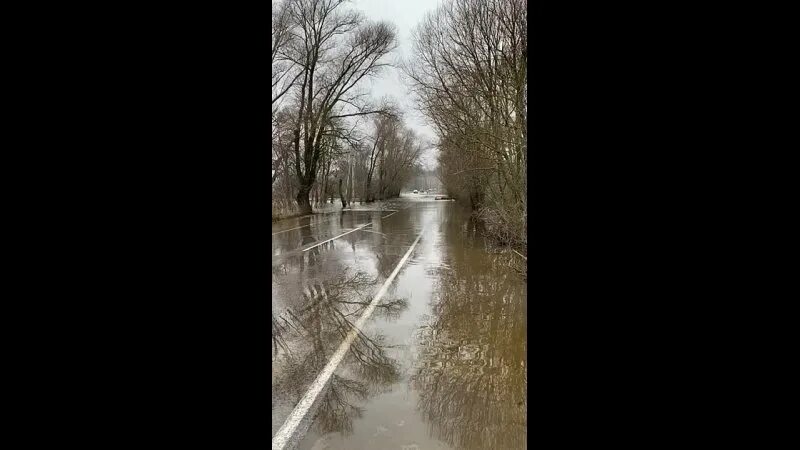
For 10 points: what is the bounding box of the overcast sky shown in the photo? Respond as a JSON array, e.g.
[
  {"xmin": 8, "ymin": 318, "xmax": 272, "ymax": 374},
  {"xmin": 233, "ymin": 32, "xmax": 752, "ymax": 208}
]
[{"xmin": 349, "ymin": 0, "xmax": 443, "ymax": 168}]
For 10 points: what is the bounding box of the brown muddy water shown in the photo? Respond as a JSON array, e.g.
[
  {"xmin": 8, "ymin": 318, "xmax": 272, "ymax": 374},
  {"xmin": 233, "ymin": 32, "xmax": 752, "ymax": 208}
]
[{"xmin": 272, "ymin": 195, "xmax": 526, "ymax": 450}]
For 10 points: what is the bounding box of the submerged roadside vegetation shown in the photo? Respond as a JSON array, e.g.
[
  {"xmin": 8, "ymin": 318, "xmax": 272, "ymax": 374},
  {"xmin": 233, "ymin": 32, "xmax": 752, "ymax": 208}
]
[{"xmin": 404, "ymin": 0, "xmax": 527, "ymax": 252}]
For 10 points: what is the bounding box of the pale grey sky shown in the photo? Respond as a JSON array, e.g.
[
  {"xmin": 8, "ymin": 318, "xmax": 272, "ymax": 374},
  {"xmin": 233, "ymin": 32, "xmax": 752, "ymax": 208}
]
[{"xmin": 350, "ymin": 0, "xmax": 443, "ymax": 168}]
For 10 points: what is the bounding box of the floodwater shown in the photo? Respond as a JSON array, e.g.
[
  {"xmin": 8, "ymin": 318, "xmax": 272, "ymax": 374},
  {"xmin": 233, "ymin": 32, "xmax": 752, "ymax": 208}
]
[{"xmin": 272, "ymin": 194, "xmax": 526, "ymax": 450}]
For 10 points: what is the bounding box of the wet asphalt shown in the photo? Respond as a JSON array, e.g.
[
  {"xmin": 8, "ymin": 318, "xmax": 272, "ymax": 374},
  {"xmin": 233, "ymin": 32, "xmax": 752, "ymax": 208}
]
[{"xmin": 272, "ymin": 194, "xmax": 527, "ymax": 450}]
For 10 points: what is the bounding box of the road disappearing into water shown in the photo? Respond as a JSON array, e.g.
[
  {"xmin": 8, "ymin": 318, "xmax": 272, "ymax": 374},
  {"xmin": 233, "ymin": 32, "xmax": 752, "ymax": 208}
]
[{"xmin": 272, "ymin": 194, "xmax": 527, "ymax": 450}]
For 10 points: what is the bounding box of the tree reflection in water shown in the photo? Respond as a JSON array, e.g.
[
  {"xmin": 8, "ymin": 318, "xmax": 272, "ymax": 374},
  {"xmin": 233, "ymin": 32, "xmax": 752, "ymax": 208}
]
[
  {"xmin": 412, "ymin": 218, "xmax": 526, "ymax": 449},
  {"xmin": 272, "ymin": 268, "xmax": 408, "ymax": 436}
]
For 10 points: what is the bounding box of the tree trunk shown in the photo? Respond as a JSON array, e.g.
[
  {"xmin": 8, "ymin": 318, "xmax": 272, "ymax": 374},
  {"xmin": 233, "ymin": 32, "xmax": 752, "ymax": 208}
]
[
  {"xmin": 347, "ymin": 160, "xmax": 354, "ymax": 205},
  {"xmin": 364, "ymin": 179, "xmax": 374, "ymax": 203},
  {"xmin": 321, "ymin": 166, "xmax": 328, "ymax": 205},
  {"xmin": 339, "ymin": 178, "xmax": 347, "ymax": 208},
  {"xmin": 296, "ymin": 185, "xmax": 312, "ymax": 215},
  {"xmin": 377, "ymin": 168, "xmax": 384, "ymax": 201}
]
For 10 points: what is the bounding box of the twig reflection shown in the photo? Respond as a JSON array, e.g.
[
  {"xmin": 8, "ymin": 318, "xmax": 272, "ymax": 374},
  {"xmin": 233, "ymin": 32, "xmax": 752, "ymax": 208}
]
[
  {"xmin": 272, "ymin": 268, "xmax": 408, "ymax": 436},
  {"xmin": 412, "ymin": 221, "xmax": 527, "ymax": 449}
]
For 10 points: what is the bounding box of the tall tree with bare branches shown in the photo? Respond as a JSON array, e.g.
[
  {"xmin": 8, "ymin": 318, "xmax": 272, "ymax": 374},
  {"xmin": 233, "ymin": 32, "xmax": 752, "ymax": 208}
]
[
  {"xmin": 277, "ymin": 0, "xmax": 397, "ymax": 214},
  {"xmin": 404, "ymin": 0, "xmax": 527, "ymax": 247}
]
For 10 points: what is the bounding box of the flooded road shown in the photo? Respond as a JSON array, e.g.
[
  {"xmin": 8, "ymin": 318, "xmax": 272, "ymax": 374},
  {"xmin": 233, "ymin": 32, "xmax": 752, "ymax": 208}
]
[{"xmin": 272, "ymin": 195, "xmax": 527, "ymax": 450}]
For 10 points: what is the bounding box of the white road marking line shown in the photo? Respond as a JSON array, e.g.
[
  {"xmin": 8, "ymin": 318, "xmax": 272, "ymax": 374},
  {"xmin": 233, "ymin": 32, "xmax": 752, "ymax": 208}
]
[
  {"xmin": 301, "ymin": 222, "xmax": 372, "ymax": 252},
  {"xmin": 360, "ymin": 229, "xmax": 387, "ymax": 238},
  {"xmin": 342, "ymin": 209, "xmax": 398, "ymax": 213},
  {"xmin": 272, "ymin": 228, "xmax": 426, "ymax": 450},
  {"xmin": 381, "ymin": 211, "xmax": 398, "ymax": 219},
  {"xmin": 272, "ymin": 216, "xmax": 343, "ymax": 236},
  {"xmin": 271, "ymin": 224, "xmax": 311, "ymax": 236},
  {"xmin": 273, "ymin": 209, "xmax": 397, "ymax": 236}
]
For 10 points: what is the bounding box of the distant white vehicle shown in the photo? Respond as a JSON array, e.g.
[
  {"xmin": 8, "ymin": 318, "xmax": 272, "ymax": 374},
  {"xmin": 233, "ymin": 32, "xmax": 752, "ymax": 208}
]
[{"xmin": 413, "ymin": 189, "xmax": 418, "ymax": 194}]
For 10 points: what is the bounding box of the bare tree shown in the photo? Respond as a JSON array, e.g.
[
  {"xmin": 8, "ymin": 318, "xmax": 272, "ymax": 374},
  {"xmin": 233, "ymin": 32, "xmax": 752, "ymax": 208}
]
[
  {"xmin": 381, "ymin": 127, "xmax": 425, "ymax": 198},
  {"xmin": 280, "ymin": 0, "xmax": 397, "ymax": 214},
  {"xmin": 363, "ymin": 114, "xmax": 398, "ymax": 202},
  {"xmin": 272, "ymin": 0, "xmax": 302, "ymax": 108},
  {"xmin": 404, "ymin": 0, "xmax": 527, "ymax": 247}
]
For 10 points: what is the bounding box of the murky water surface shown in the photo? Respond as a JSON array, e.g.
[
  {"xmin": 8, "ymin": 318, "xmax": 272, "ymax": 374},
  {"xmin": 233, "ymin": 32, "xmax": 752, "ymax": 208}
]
[{"xmin": 272, "ymin": 195, "xmax": 526, "ymax": 449}]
